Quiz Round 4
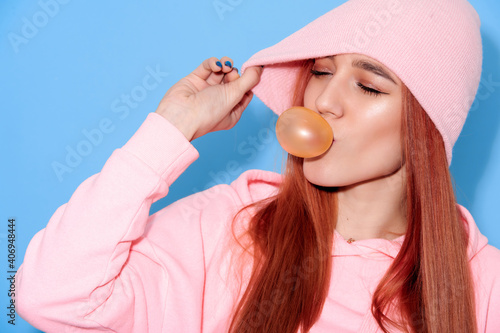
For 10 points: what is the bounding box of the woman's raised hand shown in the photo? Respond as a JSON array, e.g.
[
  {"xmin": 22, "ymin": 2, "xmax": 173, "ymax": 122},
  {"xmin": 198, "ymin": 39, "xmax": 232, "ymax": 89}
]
[{"xmin": 154, "ymin": 56, "xmax": 263, "ymax": 141}]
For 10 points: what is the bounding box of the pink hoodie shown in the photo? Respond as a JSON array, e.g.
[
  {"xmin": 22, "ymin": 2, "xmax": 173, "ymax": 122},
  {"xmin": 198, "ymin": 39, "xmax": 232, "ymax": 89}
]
[{"xmin": 15, "ymin": 112, "xmax": 500, "ymax": 332}]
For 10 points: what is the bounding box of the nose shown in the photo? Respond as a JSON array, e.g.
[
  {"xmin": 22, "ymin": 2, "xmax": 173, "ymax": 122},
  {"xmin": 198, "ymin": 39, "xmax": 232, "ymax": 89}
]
[{"xmin": 314, "ymin": 75, "xmax": 345, "ymax": 118}]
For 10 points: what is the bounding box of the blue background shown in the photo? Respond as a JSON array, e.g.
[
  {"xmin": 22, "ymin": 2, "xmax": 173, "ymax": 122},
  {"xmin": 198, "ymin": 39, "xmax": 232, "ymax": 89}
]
[{"xmin": 1, "ymin": 0, "xmax": 499, "ymax": 332}]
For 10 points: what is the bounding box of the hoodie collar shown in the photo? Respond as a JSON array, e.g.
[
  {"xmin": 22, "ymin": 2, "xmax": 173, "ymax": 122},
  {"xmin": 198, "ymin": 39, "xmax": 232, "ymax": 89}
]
[
  {"xmin": 331, "ymin": 203, "xmax": 489, "ymax": 261},
  {"xmin": 332, "ymin": 229, "xmax": 405, "ymax": 259}
]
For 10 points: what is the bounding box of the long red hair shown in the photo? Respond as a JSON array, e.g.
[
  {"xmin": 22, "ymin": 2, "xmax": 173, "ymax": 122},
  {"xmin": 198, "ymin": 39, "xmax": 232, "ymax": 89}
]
[{"xmin": 228, "ymin": 59, "xmax": 477, "ymax": 333}]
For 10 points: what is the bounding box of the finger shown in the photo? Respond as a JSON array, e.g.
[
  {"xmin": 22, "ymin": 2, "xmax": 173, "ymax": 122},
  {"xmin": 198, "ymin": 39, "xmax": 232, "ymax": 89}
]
[
  {"xmin": 219, "ymin": 56, "xmax": 234, "ymax": 74},
  {"xmin": 205, "ymin": 57, "xmax": 235, "ymax": 85},
  {"xmin": 190, "ymin": 57, "xmax": 224, "ymax": 80},
  {"xmin": 205, "ymin": 70, "xmax": 225, "ymax": 86},
  {"xmin": 206, "ymin": 57, "xmax": 240, "ymax": 85}
]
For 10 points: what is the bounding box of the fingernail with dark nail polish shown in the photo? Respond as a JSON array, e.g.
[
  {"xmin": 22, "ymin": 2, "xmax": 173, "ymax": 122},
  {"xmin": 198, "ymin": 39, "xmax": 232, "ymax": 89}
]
[
  {"xmin": 216, "ymin": 61, "xmax": 222, "ymax": 68},
  {"xmin": 225, "ymin": 61, "xmax": 232, "ymax": 68}
]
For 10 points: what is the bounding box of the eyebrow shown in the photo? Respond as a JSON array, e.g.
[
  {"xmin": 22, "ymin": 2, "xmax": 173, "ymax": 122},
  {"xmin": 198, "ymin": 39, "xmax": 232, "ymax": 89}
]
[{"xmin": 325, "ymin": 55, "xmax": 398, "ymax": 85}]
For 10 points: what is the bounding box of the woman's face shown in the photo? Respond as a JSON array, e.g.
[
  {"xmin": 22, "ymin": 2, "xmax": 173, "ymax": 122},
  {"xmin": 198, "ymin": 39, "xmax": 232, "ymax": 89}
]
[{"xmin": 302, "ymin": 53, "xmax": 404, "ymax": 187}]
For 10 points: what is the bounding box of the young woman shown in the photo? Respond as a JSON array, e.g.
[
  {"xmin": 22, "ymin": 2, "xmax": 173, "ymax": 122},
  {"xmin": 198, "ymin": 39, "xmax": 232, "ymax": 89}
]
[{"xmin": 15, "ymin": 0, "xmax": 500, "ymax": 332}]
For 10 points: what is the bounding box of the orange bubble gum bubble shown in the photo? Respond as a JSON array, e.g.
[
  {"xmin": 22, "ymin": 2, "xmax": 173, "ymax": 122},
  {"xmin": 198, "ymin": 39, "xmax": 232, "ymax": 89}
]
[{"xmin": 275, "ymin": 106, "xmax": 334, "ymax": 158}]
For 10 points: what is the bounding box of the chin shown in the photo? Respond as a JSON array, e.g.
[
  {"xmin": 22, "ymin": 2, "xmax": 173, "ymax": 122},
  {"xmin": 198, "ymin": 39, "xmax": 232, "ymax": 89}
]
[
  {"xmin": 305, "ymin": 175, "xmax": 352, "ymax": 188},
  {"xmin": 303, "ymin": 164, "xmax": 347, "ymax": 188}
]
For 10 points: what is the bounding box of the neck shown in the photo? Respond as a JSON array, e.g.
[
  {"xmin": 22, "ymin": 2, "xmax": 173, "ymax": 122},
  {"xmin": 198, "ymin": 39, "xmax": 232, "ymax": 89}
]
[{"xmin": 335, "ymin": 166, "xmax": 407, "ymax": 242}]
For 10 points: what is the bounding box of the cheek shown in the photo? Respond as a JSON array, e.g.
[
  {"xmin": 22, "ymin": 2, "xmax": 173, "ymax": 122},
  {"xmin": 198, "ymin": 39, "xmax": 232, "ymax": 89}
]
[
  {"xmin": 356, "ymin": 98, "xmax": 402, "ymax": 138},
  {"xmin": 360, "ymin": 106, "xmax": 403, "ymax": 165},
  {"xmin": 303, "ymin": 81, "xmax": 319, "ymax": 107}
]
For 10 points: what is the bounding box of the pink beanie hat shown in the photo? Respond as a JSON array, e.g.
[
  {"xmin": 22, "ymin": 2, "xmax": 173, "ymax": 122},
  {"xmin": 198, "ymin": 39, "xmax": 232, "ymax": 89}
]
[{"xmin": 241, "ymin": 0, "xmax": 483, "ymax": 165}]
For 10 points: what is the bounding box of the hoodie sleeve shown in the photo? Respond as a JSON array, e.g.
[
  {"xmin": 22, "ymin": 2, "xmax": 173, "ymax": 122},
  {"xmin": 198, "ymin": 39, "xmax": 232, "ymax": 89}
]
[{"xmin": 15, "ymin": 112, "xmax": 202, "ymax": 332}]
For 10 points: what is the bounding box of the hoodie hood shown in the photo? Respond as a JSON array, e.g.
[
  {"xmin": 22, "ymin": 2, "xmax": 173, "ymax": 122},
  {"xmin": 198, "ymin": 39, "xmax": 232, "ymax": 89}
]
[{"xmin": 241, "ymin": 0, "xmax": 482, "ymax": 165}]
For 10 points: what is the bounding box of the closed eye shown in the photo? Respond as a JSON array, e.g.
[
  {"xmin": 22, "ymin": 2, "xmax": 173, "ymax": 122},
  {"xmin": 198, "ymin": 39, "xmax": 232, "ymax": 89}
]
[
  {"xmin": 356, "ymin": 82, "xmax": 385, "ymax": 97},
  {"xmin": 310, "ymin": 69, "xmax": 331, "ymax": 77},
  {"xmin": 310, "ymin": 69, "xmax": 386, "ymax": 97}
]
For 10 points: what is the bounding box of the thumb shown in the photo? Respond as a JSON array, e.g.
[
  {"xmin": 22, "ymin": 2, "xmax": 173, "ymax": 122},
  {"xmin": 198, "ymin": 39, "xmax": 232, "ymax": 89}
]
[
  {"xmin": 224, "ymin": 66, "xmax": 263, "ymax": 105},
  {"xmin": 238, "ymin": 65, "xmax": 263, "ymax": 92}
]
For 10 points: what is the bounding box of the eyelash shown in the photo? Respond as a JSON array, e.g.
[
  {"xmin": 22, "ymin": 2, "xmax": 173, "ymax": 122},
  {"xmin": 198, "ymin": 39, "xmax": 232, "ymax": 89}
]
[{"xmin": 310, "ymin": 69, "xmax": 383, "ymax": 97}]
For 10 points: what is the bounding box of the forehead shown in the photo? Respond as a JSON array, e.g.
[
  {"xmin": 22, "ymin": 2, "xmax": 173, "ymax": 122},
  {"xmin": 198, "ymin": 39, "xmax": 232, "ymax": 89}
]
[{"xmin": 316, "ymin": 53, "xmax": 383, "ymax": 66}]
